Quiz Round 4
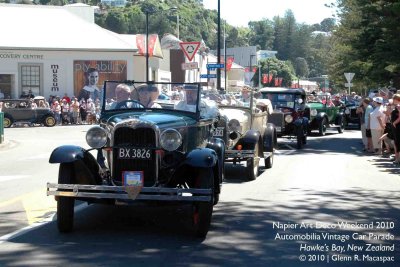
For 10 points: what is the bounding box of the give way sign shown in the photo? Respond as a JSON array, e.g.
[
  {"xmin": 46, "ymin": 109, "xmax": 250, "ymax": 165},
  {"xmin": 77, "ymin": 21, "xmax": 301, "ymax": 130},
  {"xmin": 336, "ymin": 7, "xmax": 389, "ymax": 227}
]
[{"xmin": 179, "ymin": 42, "xmax": 201, "ymax": 61}]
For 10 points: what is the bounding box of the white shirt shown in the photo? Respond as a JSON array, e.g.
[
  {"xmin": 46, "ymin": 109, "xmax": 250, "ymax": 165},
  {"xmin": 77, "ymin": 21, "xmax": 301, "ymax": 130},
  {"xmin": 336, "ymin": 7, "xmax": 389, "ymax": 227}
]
[{"xmin": 369, "ymin": 105, "xmax": 385, "ymax": 130}]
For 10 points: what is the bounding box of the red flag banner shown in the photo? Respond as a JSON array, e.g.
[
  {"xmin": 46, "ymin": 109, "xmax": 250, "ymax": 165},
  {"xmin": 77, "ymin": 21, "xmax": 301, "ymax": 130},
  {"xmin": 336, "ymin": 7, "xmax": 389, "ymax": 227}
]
[
  {"xmin": 245, "ymin": 67, "xmax": 250, "ymax": 72},
  {"xmin": 252, "ymin": 67, "xmax": 257, "ymax": 73},
  {"xmin": 278, "ymin": 77, "xmax": 283, "ymax": 86},
  {"xmin": 148, "ymin": 34, "xmax": 157, "ymax": 57},
  {"xmin": 262, "ymin": 74, "xmax": 267, "ymax": 84},
  {"xmin": 136, "ymin": 34, "xmax": 145, "ymax": 55},
  {"xmin": 268, "ymin": 74, "xmax": 273, "ymax": 83},
  {"xmin": 274, "ymin": 78, "xmax": 279, "ymax": 87},
  {"xmin": 226, "ymin": 57, "xmax": 234, "ymax": 71}
]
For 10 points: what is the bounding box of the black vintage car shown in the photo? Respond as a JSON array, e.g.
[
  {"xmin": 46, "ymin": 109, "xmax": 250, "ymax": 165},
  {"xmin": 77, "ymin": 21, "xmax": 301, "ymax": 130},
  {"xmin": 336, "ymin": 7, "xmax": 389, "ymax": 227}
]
[
  {"xmin": 47, "ymin": 81, "xmax": 225, "ymax": 238},
  {"xmin": 343, "ymin": 98, "xmax": 361, "ymax": 129},
  {"xmin": 259, "ymin": 88, "xmax": 309, "ymax": 149},
  {"xmin": 215, "ymin": 88, "xmax": 276, "ymax": 181},
  {"xmin": 1, "ymin": 98, "xmax": 56, "ymax": 127}
]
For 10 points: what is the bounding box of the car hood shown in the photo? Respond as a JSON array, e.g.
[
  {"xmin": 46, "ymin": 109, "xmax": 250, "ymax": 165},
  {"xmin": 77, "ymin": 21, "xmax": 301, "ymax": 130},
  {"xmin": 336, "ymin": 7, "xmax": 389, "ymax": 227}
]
[
  {"xmin": 307, "ymin": 102, "xmax": 325, "ymax": 109},
  {"xmin": 103, "ymin": 111, "xmax": 196, "ymax": 129},
  {"xmin": 219, "ymin": 107, "xmax": 251, "ymax": 124}
]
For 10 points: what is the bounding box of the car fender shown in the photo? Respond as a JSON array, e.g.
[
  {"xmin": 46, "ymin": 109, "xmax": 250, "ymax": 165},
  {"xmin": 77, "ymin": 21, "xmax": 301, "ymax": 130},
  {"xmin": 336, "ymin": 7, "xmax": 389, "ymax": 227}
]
[
  {"xmin": 207, "ymin": 138, "xmax": 225, "ymax": 193},
  {"xmin": 263, "ymin": 123, "xmax": 276, "ymax": 152},
  {"xmin": 49, "ymin": 145, "xmax": 86, "ymax": 163},
  {"xmin": 237, "ymin": 129, "xmax": 260, "ymax": 150},
  {"xmin": 316, "ymin": 112, "xmax": 327, "ymax": 122},
  {"xmin": 184, "ymin": 148, "xmax": 218, "ymax": 168},
  {"xmin": 49, "ymin": 145, "xmax": 101, "ymax": 185}
]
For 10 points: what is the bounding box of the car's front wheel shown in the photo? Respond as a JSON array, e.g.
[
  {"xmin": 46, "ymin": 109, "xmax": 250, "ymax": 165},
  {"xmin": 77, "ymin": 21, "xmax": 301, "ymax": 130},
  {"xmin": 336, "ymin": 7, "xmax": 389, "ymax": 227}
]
[
  {"xmin": 44, "ymin": 115, "xmax": 56, "ymax": 127},
  {"xmin": 192, "ymin": 168, "xmax": 214, "ymax": 238},
  {"xmin": 246, "ymin": 143, "xmax": 260, "ymax": 181},
  {"xmin": 3, "ymin": 116, "xmax": 12, "ymax": 128},
  {"xmin": 57, "ymin": 163, "xmax": 75, "ymax": 233},
  {"xmin": 265, "ymin": 152, "xmax": 273, "ymax": 169},
  {"xmin": 338, "ymin": 117, "xmax": 345, "ymax": 133},
  {"xmin": 296, "ymin": 126, "xmax": 304, "ymax": 149},
  {"xmin": 318, "ymin": 118, "xmax": 327, "ymax": 136}
]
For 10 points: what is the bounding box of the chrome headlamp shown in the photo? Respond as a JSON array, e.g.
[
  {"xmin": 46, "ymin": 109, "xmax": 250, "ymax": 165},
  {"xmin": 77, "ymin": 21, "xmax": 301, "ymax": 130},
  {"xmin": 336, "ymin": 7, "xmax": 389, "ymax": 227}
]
[
  {"xmin": 310, "ymin": 109, "xmax": 318, "ymax": 116},
  {"xmin": 285, "ymin": 115, "xmax": 293, "ymax": 123},
  {"xmin": 160, "ymin": 129, "xmax": 182, "ymax": 151},
  {"xmin": 86, "ymin": 126, "xmax": 108, "ymax": 149},
  {"xmin": 345, "ymin": 108, "xmax": 350, "ymax": 115},
  {"xmin": 228, "ymin": 119, "xmax": 241, "ymax": 132}
]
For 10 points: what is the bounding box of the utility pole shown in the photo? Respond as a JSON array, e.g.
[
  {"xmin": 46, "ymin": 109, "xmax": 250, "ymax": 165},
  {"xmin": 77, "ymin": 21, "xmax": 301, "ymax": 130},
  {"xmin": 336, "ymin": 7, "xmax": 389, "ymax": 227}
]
[{"xmin": 217, "ymin": 0, "xmax": 221, "ymax": 91}]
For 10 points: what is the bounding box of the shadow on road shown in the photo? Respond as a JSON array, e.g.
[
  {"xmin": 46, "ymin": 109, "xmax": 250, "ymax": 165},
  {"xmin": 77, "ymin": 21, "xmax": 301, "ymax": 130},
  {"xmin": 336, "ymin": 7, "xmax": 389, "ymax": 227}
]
[{"xmin": 0, "ymin": 188, "xmax": 399, "ymax": 267}]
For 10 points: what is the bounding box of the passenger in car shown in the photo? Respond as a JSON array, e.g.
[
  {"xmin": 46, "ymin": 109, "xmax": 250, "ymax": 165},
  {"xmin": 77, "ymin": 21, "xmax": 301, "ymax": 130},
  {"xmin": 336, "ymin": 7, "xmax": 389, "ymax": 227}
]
[{"xmin": 136, "ymin": 84, "xmax": 162, "ymax": 108}]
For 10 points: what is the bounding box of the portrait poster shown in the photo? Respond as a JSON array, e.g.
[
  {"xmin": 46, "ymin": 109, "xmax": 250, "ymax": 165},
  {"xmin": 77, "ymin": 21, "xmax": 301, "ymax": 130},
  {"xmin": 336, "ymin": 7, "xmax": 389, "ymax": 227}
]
[{"xmin": 73, "ymin": 60, "xmax": 127, "ymax": 100}]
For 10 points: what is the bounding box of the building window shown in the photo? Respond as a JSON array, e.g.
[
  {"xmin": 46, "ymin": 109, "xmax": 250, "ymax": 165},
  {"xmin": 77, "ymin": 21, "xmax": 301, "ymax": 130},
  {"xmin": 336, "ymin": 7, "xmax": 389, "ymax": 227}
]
[{"xmin": 20, "ymin": 65, "xmax": 41, "ymax": 97}]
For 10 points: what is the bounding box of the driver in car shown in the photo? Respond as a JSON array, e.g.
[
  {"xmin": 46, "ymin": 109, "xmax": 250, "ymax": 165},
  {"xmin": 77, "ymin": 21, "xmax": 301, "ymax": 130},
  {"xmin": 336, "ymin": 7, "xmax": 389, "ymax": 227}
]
[{"xmin": 107, "ymin": 83, "xmax": 131, "ymax": 109}]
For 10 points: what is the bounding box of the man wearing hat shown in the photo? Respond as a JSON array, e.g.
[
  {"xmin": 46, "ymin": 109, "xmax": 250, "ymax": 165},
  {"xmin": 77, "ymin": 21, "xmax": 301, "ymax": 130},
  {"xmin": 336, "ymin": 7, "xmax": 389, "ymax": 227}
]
[
  {"xmin": 370, "ymin": 96, "xmax": 386, "ymax": 154},
  {"xmin": 174, "ymin": 85, "xmax": 199, "ymax": 112},
  {"xmin": 237, "ymin": 85, "xmax": 257, "ymax": 108},
  {"xmin": 174, "ymin": 85, "xmax": 218, "ymax": 118}
]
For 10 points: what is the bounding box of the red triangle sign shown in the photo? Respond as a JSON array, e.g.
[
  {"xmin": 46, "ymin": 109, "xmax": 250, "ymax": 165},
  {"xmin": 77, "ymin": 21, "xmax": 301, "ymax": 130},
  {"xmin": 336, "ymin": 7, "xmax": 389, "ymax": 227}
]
[{"xmin": 179, "ymin": 42, "xmax": 201, "ymax": 61}]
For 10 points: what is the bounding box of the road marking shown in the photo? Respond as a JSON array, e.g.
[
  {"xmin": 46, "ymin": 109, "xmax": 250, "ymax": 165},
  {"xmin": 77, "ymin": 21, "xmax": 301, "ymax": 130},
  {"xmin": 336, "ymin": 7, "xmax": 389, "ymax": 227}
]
[
  {"xmin": 0, "ymin": 175, "xmax": 30, "ymax": 183},
  {"xmin": 0, "ymin": 187, "xmax": 57, "ymax": 224},
  {"xmin": 0, "ymin": 203, "xmax": 88, "ymax": 244}
]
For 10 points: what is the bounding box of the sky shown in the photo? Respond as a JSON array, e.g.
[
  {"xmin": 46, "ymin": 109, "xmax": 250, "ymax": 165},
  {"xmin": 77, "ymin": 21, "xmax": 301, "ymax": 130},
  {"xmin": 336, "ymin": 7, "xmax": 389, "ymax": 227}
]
[{"xmin": 202, "ymin": 0, "xmax": 336, "ymax": 27}]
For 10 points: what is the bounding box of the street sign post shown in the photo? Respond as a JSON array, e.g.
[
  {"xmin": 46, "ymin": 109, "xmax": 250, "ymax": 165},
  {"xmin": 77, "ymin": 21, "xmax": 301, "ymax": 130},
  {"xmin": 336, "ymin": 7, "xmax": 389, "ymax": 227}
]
[
  {"xmin": 200, "ymin": 74, "xmax": 217, "ymax": 79},
  {"xmin": 181, "ymin": 62, "xmax": 198, "ymax": 70},
  {"xmin": 179, "ymin": 42, "xmax": 201, "ymax": 61},
  {"xmin": 206, "ymin": 63, "xmax": 224, "ymax": 69},
  {"xmin": 344, "ymin": 73, "xmax": 355, "ymax": 94}
]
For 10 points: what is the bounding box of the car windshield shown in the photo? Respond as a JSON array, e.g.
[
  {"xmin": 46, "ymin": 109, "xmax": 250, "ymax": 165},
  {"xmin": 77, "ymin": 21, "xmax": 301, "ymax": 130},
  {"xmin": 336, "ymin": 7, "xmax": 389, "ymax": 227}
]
[
  {"xmin": 102, "ymin": 81, "xmax": 201, "ymax": 115},
  {"xmin": 261, "ymin": 93, "xmax": 298, "ymax": 108}
]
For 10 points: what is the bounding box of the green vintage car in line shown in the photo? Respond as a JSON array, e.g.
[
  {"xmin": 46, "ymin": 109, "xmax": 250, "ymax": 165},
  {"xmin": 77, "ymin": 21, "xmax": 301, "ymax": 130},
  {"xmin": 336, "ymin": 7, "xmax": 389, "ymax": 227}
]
[{"xmin": 307, "ymin": 94, "xmax": 346, "ymax": 136}]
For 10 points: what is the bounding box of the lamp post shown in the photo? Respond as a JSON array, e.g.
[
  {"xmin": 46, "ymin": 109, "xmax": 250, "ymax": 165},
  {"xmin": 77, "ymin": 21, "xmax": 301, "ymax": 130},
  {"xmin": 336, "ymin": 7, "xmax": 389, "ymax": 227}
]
[
  {"xmin": 145, "ymin": 10, "xmax": 150, "ymax": 83},
  {"xmin": 217, "ymin": 0, "xmax": 221, "ymax": 90},
  {"xmin": 170, "ymin": 6, "xmax": 180, "ymax": 39},
  {"xmin": 250, "ymin": 54, "xmax": 256, "ymax": 87}
]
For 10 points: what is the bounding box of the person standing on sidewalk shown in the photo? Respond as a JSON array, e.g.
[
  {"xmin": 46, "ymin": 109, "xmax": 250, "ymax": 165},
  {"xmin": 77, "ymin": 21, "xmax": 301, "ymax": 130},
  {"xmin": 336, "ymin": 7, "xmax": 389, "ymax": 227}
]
[
  {"xmin": 390, "ymin": 94, "xmax": 400, "ymax": 163},
  {"xmin": 370, "ymin": 97, "xmax": 386, "ymax": 154},
  {"xmin": 363, "ymin": 98, "xmax": 374, "ymax": 152}
]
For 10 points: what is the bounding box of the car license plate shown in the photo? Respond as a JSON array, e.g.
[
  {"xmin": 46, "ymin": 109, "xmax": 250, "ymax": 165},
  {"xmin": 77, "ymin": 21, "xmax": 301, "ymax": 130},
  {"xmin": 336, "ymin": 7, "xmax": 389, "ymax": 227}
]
[
  {"xmin": 214, "ymin": 127, "xmax": 224, "ymax": 137},
  {"xmin": 275, "ymin": 126, "xmax": 282, "ymax": 132},
  {"xmin": 118, "ymin": 148, "xmax": 152, "ymax": 159},
  {"xmin": 123, "ymin": 171, "xmax": 144, "ymax": 186}
]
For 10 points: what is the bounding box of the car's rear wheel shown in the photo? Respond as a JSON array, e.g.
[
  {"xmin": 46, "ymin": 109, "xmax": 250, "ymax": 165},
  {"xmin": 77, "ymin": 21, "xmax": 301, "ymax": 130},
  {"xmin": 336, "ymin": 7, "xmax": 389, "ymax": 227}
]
[
  {"xmin": 44, "ymin": 115, "xmax": 56, "ymax": 127},
  {"xmin": 57, "ymin": 163, "xmax": 75, "ymax": 233},
  {"xmin": 192, "ymin": 168, "xmax": 214, "ymax": 238},
  {"xmin": 318, "ymin": 118, "xmax": 327, "ymax": 136},
  {"xmin": 246, "ymin": 143, "xmax": 260, "ymax": 181},
  {"xmin": 3, "ymin": 116, "xmax": 12, "ymax": 128}
]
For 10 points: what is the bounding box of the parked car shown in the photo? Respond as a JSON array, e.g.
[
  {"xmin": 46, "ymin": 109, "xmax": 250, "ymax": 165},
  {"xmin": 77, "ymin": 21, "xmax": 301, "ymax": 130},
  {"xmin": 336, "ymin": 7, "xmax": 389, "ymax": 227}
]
[
  {"xmin": 343, "ymin": 98, "xmax": 361, "ymax": 129},
  {"xmin": 47, "ymin": 81, "xmax": 225, "ymax": 238},
  {"xmin": 307, "ymin": 94, "xmax": 346, "ymax": 135},
  {"xmin": 215, "ymin": 88, "xmax": 276, "ymax": 181},
  {"xmin": 1, "ymin": 99, "xmax": 56, "ymax": 127},
  {"xmin": 259, "ymin": 88, "xmax": 309, "ymax": 149}
]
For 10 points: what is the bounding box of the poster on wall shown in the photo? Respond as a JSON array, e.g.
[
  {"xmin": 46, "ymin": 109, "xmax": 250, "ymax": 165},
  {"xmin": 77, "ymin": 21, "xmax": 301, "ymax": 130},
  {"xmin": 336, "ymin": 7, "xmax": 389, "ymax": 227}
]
[{"xmin": 73, "ymin": 60, "xmax": 127, "ymax": 101}]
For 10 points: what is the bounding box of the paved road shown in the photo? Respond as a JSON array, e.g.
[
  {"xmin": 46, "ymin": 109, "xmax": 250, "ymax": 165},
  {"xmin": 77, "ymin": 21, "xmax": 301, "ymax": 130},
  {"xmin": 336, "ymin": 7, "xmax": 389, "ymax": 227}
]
[{"xmin": 0, "ymin": 126, "xmax": 399, "ymax": 266}]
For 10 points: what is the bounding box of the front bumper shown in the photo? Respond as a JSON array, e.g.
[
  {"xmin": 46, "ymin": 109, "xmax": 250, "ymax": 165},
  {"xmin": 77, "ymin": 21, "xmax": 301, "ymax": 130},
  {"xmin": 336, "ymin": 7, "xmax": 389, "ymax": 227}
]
[
  {"xmin": 225, "ymin": 149, "xmax": 255, "ymax": 158},
  {"xmin": 47, "ymin": 183, "xmax": 212, "ymax": 202}
]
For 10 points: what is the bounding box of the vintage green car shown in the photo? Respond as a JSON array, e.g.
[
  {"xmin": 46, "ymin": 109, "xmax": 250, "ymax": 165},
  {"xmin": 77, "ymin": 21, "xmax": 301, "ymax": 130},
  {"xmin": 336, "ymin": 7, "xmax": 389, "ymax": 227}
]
[
  {"xmin": 1, "ymin": 98, "xmax": 56, "ymax": 127},
  {"xmin": 47, "ymin": 81, "xmax": 225, "ymax": 238},
  {"xmin": 307, "ymin": 94, "xmax": 345, "ymax": 135}
]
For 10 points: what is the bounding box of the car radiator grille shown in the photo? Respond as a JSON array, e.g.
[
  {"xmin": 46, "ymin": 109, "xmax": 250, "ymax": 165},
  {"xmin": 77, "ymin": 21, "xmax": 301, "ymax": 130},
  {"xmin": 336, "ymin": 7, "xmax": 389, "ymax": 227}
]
[
  {"xmin": 113, "ymin": 127, "xmax": 156, "ymax": 187},
  {"xmin": 350, "ymin": 108, "xmax": 357, "ymax": 118},
  {"xmin": 270, "ymin": 113, "xmax": 284, "ymax": 128}
]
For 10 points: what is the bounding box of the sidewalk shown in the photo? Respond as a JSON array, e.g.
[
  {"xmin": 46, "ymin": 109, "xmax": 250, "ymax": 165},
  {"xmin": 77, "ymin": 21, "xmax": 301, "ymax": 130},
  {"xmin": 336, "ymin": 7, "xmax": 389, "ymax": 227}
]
[{"xmin": 0, "ymin": 139, "xmax": 18, "ymax": 151}]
